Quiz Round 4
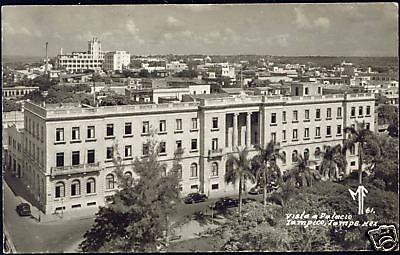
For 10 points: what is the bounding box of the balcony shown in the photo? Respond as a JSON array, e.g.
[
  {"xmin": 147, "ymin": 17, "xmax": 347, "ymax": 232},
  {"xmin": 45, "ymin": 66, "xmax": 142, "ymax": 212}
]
[
  {"xmin": 208, "ymin": 148, "xmax": 223, "ymax": 159},
  {"xmin": 50, "ymin": 162, "xmax": 101, "ymax": 177}
]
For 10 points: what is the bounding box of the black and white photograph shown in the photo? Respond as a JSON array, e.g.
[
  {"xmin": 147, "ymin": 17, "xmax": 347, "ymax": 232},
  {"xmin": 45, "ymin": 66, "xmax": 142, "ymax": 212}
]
[{"xmin": 1, "ymin": 3, "xmax": 399, "ymax": 253}]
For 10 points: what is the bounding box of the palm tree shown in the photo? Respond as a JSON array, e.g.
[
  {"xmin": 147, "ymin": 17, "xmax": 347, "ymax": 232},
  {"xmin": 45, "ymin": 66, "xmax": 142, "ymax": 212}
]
[
  {"xmin": 317, "ymin": 145, "xmax": 347, "ymax": 181},
  {"xmin": 286, "ymin": 154, "xmax": 320, "ymax": 188},
  {"xmin": 254, "ymin": 141, "xmax": 284, "ymax": 207},
  {"xmin": 343, "ymin": 121, "xmax": 374, "ymax": 185},
  {"xmin": 225, "ymin": 146, "xmax": 255, "ymax": 214}
]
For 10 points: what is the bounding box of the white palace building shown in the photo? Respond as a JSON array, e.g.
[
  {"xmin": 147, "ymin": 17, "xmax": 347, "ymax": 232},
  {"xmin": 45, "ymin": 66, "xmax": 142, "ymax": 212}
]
[{"xmin": 5, "ymin": 87, "xmax": 375, "ymax": 217}]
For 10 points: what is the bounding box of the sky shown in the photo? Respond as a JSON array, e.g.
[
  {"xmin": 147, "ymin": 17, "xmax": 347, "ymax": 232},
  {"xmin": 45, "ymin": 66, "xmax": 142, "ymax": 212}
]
[{"xmin": 1, "ymin": 3, "xmax": 398, "ymax": 57}]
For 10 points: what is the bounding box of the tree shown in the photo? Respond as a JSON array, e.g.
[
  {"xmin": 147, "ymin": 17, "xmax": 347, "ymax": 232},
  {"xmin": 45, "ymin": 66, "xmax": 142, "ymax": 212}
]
[
  {"xmin": 79, "ymin": 139, "xmax": 181, "ymax": 252},
  {"xmin": 343, "ymin": 121, "xmax": 375, "ymax": 185},
  {"xmin": 2, "ymin": 100, "xmax": 22, "ymax": 112},
  {"xmin": 317, "ymin": 145, "xmax": 347, "ymax": 181},
  {"xmin": 225, "ymin": 146, "xmax": 255, "ymax": 214},
  {"xmin": 286, "ymin": 155, "xmax": 320, "ymax": 188},
  {"xmin": 254, "ymin": 141, "xmax": 283, "ymax": 207}
]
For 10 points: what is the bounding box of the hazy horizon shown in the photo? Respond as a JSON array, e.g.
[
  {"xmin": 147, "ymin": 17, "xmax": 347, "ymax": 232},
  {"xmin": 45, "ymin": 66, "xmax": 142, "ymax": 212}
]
[{"xmin": 2, "ymin": 4, "xmax": 398, "ymax": 57}]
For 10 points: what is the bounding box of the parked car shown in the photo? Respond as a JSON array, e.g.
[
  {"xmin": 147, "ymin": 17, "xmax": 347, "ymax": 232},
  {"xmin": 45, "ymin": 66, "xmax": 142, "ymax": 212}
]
[
  {"xmin": 249, "ymin": 186, "xmax": 264, "ymax": 195},
  {"xmin": 213, "ymin": 197, "xmax": 239, "ymax": 210},
  {"xmin": 184, "ymin": 193, "xmax": 208, "ymax": 204},
  {"xmin": 16, "ymin": 203, "xmax": 31, "ymax": 217}
]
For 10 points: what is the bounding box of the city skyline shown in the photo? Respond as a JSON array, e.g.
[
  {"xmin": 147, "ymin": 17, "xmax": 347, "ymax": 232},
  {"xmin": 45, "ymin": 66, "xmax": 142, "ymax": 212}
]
[{"xmin": 2, "ymin": 3, "xmax": 399, "ymax": 58}]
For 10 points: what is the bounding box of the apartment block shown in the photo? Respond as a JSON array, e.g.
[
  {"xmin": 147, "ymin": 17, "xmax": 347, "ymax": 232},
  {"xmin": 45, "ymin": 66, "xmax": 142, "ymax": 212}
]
[{"xmin": 5, "ymin": 91, "xmax": 375, "ymax": 217}]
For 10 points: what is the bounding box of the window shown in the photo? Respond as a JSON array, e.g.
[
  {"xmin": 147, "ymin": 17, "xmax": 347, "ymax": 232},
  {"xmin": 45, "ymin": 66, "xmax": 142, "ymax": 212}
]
[
  {"xmin": 304, "ymin": 149, "xmax": 309, "ymax": 160},
  {"xmin": 211, "ymin": 184, "xmax": 219, "ymax": 190},
  {"xmin": 72, "ymin": 151, "xmax": 80, "ymax": 166},
  {"xmin": 337, "ymin": 107, "xmax": 342, "ymax": 118},
  {"xmin": 176, "ymin": 140, "xmax": 182, "ymax": 149},
  {"xmin": 87, "ymin": 126, "xmax": 95, "ymax": 139},
  {"xmin": 282, "ymin": 130, "xmax": 286, "ymax": 141},
  {"xmin": 366, "ymin": 106, "xmax": 371, "ymax": 116},
  {"xmin": 293, "ymin": 129, "xmax": 298, "ymax": 140},
  {"xmin": 212, "ymin": 138, "xmax": 218, "ymax": 150},
  {"xmin": 295, "ymin": 87, "xmax": 299, "ymax": 96},
  {"xmin": 292, "ymin": 150, "xmax": 298, "ymax": 162},
  {"xmin": 212, "ymin": 117, "xmax": 219, "ymax": 129},
  {"xmin": 316, "ymin": 109, "xmax": 321, "ymax": 119},
  {"xmin": 358, "ymin": 106, "xmax": 363, "ymax": 116},
  {"xmin": 56, "ymin": 152, "xmax": 64, "ymax": 167},
  {"xmin": 315, "ymin": 147, "xmax": 321, "ymax": 159},
  {"xmin": 350, "ymin": 161, "xmax": 356, "ymax": 166},
  {"xmin": 159, "ymin": 142, "xmax": 166, "ymax": 154},
  {"xmin": 211, "ymin": 162, "xmax": 218, "ymax": 176},
  {"xmin": 326, "ymin": 126, "xmax": 332, "ymax": 136},
  {"xmin": 191, "ymin": 118, "xmax": 198, "ymax": 130},
  {"xmin": 124, "ymin": 122, "xmax": 132, "ymax": 135},
  {"xmin": 271, "ymin": 132, "xmax": 276, "ymax": 143},
  {"xmin": 351, "ymin": 107, "xmax": 356, "ymax": 117},
  {"xmin": 159, "ymin": 120, "xmax": 166, "ymax": 133},
  {"xmin": 86, "ymin": 178, "xmax": 96, "ymax": 194},
  {"xmin": 191, "ymin": 139, "xmax": 198, "ymax": 150},
  {"xmin": 55, "ymin": 182, "xmax": 65, "ymax": 198},
  {"xmin": 142, "ymin": 143, "xmax": 149, "ymax": 156},
  {"xmin": 293, "ymin": 111, "xmax": 298, "ymax": 121},
  {"xmin": 318, "ymin": 87, "xmax": 321, "ymax": 94},
  {"xmin": 71, "ymin": 180, "xmax": 81, "ymax": 196},
  {"xmin": 106, "ymin": 147, "xmax": 114, "ymax": 160},
  {"xmin": 161, "ymin": 166, "xmax": 167, "ymax": 177},
  {"xmin": 87, "ymin": 150, "xmax": 95, "ymax": 164},
  {"xmin": 106, "ymin": 174, "xmax": 115, "ymax": 190},
  {"xmin": 55, "ymin": 128, "xmax": 64, "ymax": 142},
  {"xmin": 337, "ymin": 125, "xmax": 342, "ymax": 135},
  {"xmin": 72, "ymin": 127, "xmax": 80, "ymax": 140},
  {"xmin": 282, "ymin": 111, "xmax": 286, "ymax": 123},
  {"xmin": 271, "ymin": 113, "xmax": 277, "ymax": 124},
  {"xmin": 366, "ymin": 123, "xmax": 370, "ymax": 130},
  {"xmin": 176, "ymin": 119, "xmax": 182, "ymax": 131},
  {"xmin": 142, "ymin": 121, "xmax": 149, "ymax": 134},
  {"xmin": 125, "ymin": 145, "xmax": 132, "ymax": 158},
  {"xmin": 304, "ymin": 128, "xmax": 309, "ymax": 138},
  {"xmin": 190, "ymin": 163, "xmax": 198, "ymax": 177},
  {"xmin": 327, "ymin": 108, "xmax": 332, "ymax": 119},
  {"xmin": 305, "ymin": 87, "xmax": 309, "ymax": 95},
  {"xmin": 281, "ymin": 152, "xmax": 286, "ymax": 164},
  {"xmin": 316, "ymin": 127, "xmax": 321, "ymax": 137},
  {"xmin": 106, "ymin": 124, "xmax": 114, "ymax": 137},
  {"xmin": 305, "ymin": 110, "xmax": 310, "ymax": 120}
]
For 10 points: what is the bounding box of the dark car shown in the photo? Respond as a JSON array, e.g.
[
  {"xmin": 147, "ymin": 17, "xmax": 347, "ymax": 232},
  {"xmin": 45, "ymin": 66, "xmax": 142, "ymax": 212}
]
[
  {"xmin": 184, "ymin": 193, "xmax": 208, "ymax": 204},
  {"xmin": 213, "ymin": 197, "xmax": 239, "ymax": 210},
  {"xmin": 249, "ymin": 186, "xmax": 264, "ymax": 195},
  {"xmin": 16, "ymin": 203, "xmax": 31, "ymax": 217}
]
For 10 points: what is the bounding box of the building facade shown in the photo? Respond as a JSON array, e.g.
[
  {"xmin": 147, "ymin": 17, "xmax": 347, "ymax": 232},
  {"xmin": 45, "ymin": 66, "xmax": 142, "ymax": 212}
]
[
  {"xmin": 103, "ymin": 51, "xmax": 131, "ymax": 72},
  {"xmin": 6, "ymin": 92, "xmax": 375, "ymax": 217},
  {"xmin": 57, "ymin": 38, "xmax": 104, "ymax": 73}
]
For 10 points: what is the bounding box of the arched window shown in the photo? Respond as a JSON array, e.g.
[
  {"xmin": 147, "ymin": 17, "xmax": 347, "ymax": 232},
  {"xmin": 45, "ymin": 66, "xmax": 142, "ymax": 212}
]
[
  {"xmin": 315, "ymin": 147, "xmax": 321, "ymax": 159},
  {"xmin": 71, "ymin": 180, "xmax": 81, "ymax": 196},
  {"xmin": 281, "ymin": 151, "xmax": 286, "ymax": 164},
  {"xmin": 124, "ymin": 171, "xmax": 133, "ymax": 186},
  {"xmin": 304, "ymin": 148, "xmax": 309, "ymax": 160},
  {"xmin": 106, "ymin": 174, "xmax": 115, "ymax": 190},
  {"xmin": 292, "ymin": 150, "xmax": 298, "ymax": 162},
  {"xmin": 124, "ymin": 171, "xmax": 133, "ymax": 179},
  {"xmin": 86, "ymin": 178, "xmax": 96, "ymax": 194},
  {"xmin": 190, "ymin": 163, "xmax": 198, "ymax": 178},
  {"xmin": 211, "ymin": 162, "xmax": 218, "ymax": 176},
  {"xmin": 55, "ymin": 181, "xmax": 65, "ymax": 198}
]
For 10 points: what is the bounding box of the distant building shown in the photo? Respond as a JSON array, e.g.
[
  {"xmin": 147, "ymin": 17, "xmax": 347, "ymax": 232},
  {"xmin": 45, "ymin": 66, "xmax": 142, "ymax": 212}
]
[
  {"xmin": 57, "ymin": 37, "xmax": 105, "ymax": 73},
  {"xmin": 166, "ymin": 61, "xmax": 188, "ymax": 73},
  {"xmin": 103, "ymin": 51, "xmax": 131, "ymax": 72},
  {"xmin": 2, "ymin": 86, "xmax": 39, "ymax": 99}
]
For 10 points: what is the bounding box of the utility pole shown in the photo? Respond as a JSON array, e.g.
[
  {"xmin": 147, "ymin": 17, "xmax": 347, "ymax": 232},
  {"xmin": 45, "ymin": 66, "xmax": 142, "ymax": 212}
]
[{"xmin": 45, "ymin": 42, "xmax": 49, "ymax": 76}]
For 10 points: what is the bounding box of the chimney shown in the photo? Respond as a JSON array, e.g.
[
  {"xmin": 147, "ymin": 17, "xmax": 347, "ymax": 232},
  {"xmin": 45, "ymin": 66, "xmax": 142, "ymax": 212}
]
[
  {"xmin": 60, "ymin": 47, "xmax": 63, "ymax": 55},
  {"xmin": 45, "ymin": 42, "xmax": 49, "ymax": 75}
]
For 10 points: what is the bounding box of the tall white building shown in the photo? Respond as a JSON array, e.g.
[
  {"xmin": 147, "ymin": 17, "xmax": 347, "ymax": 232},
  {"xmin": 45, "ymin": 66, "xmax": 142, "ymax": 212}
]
[
  {"xmin": 103, "ymin": 51, "xmax": 131, "ymax": 72},
  {"xmin": 57, "ymin": 37, "xmax": 105, "ymax": 73}
]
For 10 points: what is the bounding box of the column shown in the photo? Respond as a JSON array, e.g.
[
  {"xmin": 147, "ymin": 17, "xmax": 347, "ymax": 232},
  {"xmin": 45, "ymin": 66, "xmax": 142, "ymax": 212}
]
[
  {"xmin": 246, "ymin": 112, "xmax": 252, "ymax": 147},
  {"xmin": 233, "ymin": 113, "xmax": 238, "ymax": 148}
]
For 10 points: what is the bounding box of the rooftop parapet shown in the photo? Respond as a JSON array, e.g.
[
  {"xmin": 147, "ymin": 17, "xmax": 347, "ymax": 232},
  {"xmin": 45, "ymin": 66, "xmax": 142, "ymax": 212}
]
[{"xmin": 24, "ymin": 101, "xmax": 199, "ymax": 119}]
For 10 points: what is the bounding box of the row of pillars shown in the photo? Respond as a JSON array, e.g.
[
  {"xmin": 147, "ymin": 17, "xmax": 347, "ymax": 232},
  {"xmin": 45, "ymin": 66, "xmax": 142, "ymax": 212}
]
[{"xmin": 231, "ymin": 112, "xmax": 252, "ymax": 148}]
